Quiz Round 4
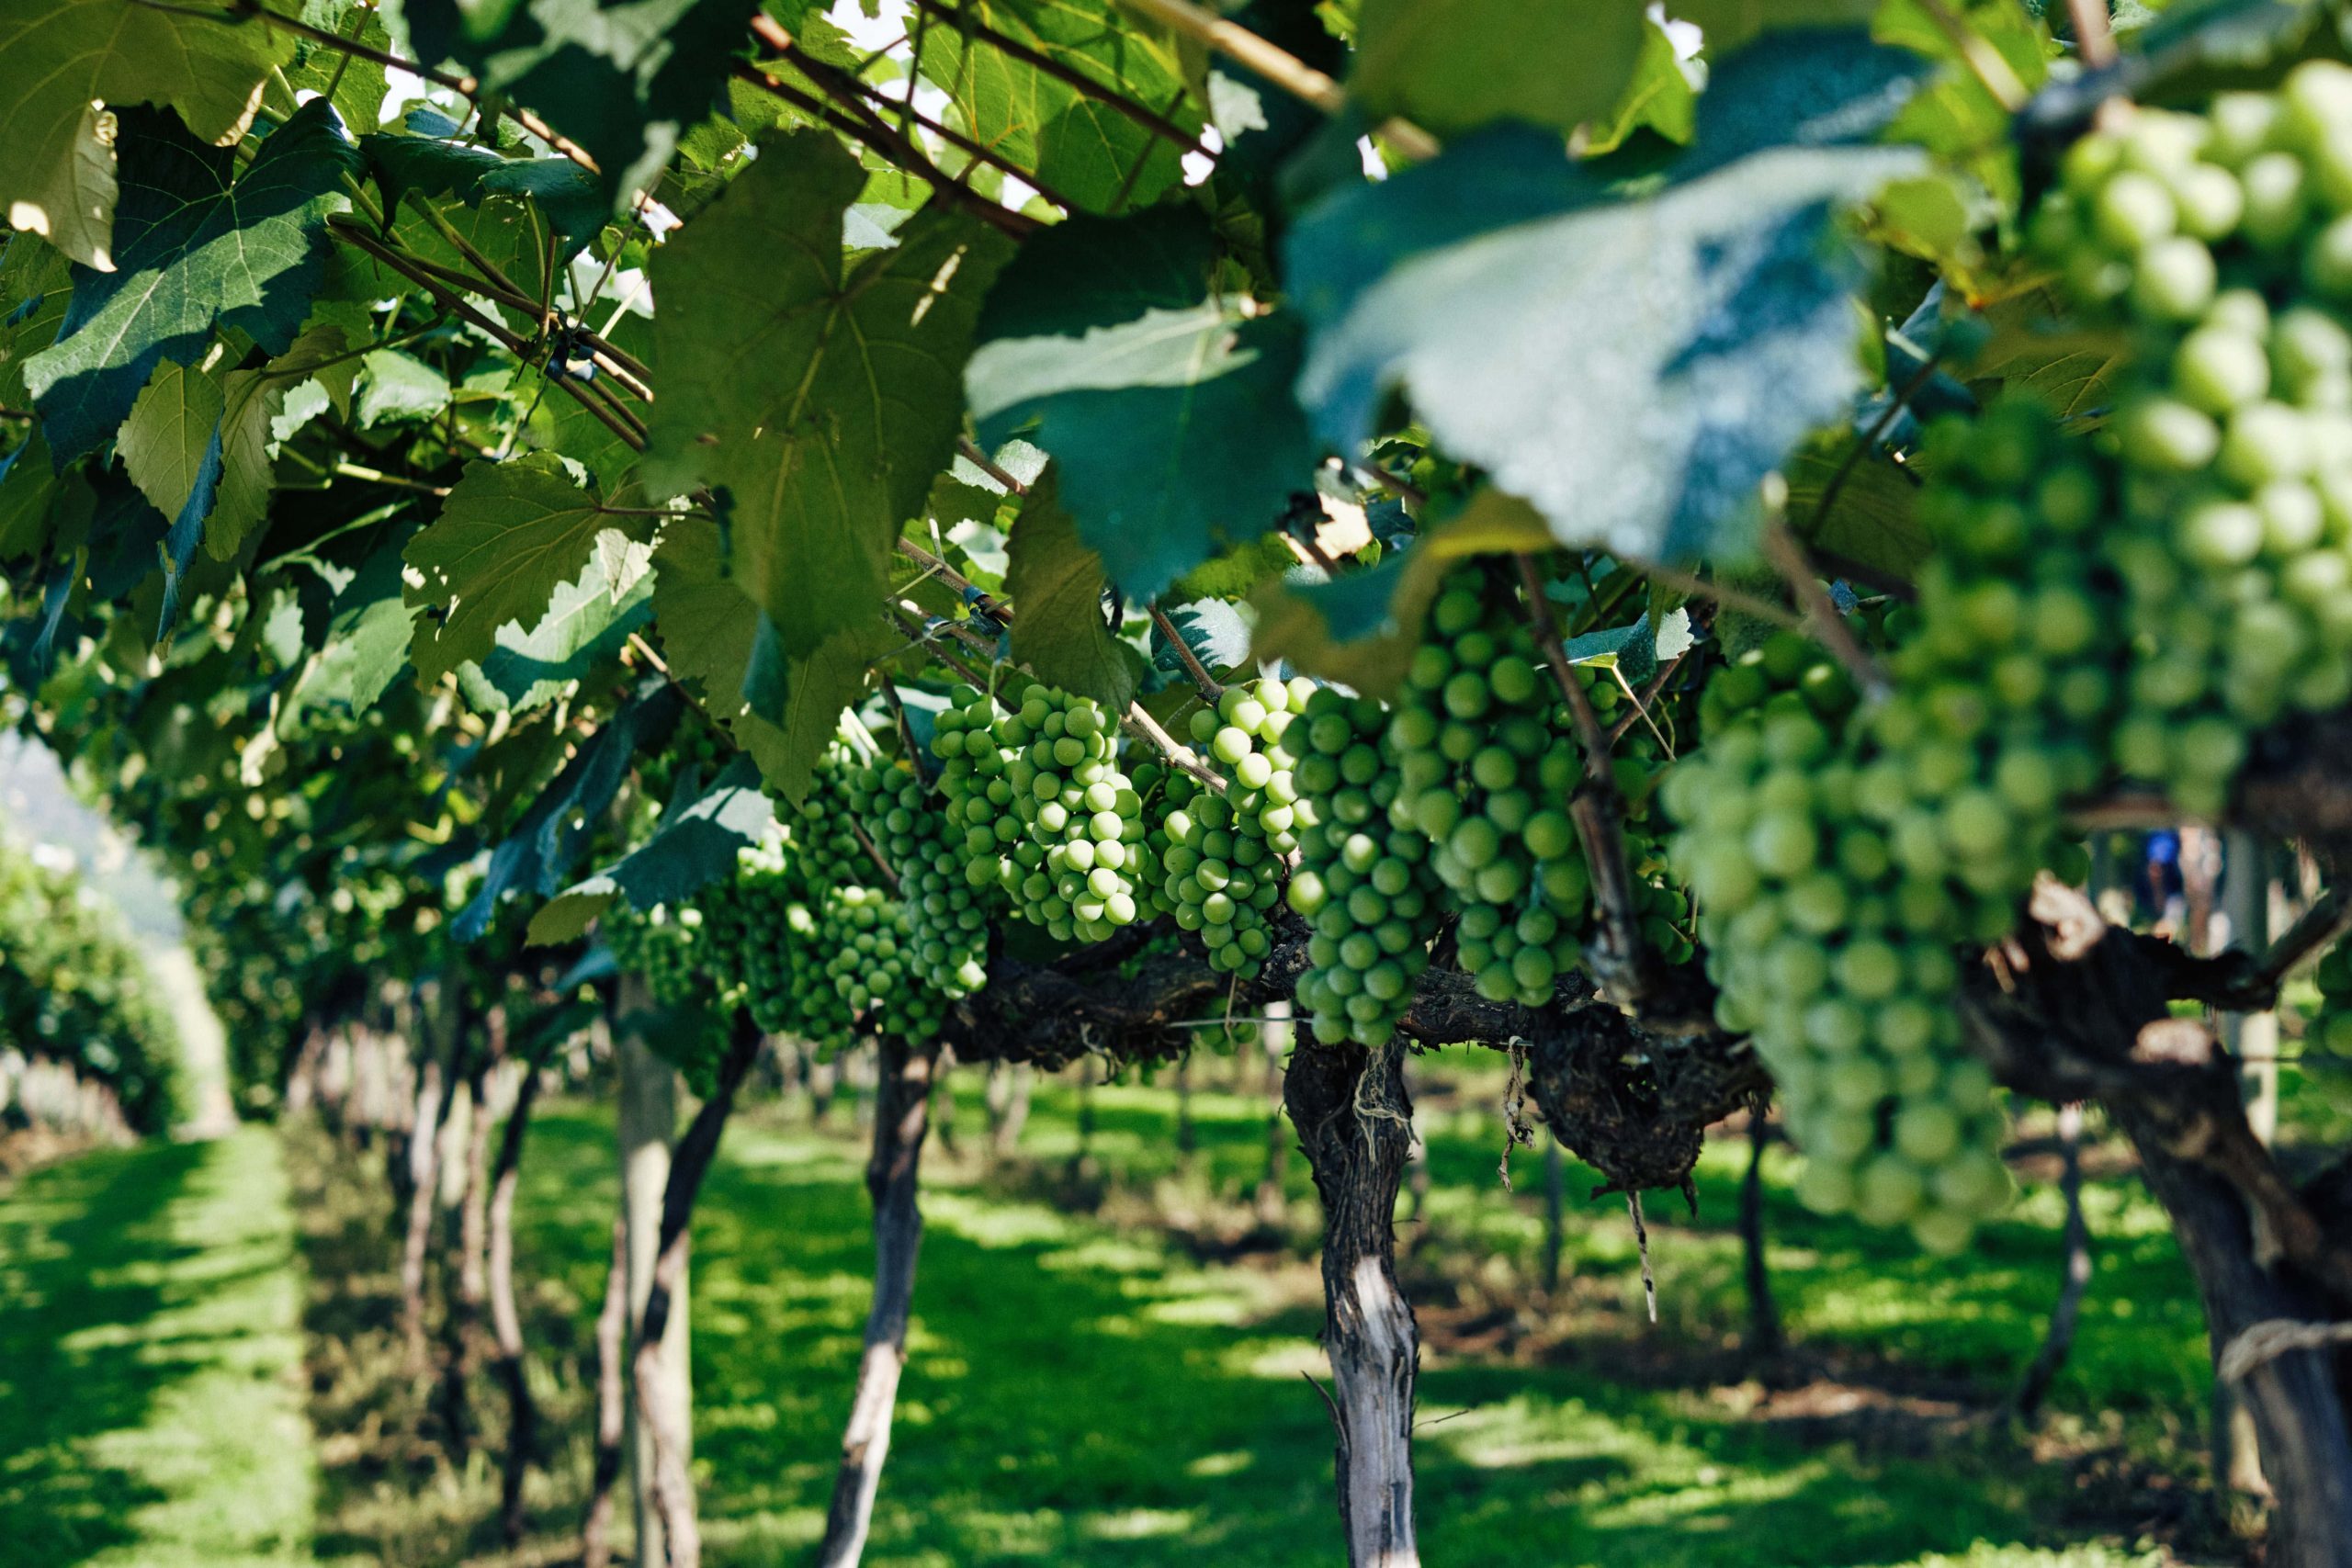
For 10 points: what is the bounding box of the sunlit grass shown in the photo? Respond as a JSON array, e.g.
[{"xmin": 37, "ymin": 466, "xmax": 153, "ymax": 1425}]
[{"xmin": 0, "ymin": 1129, "xmax": 321, "ymax": 1568}]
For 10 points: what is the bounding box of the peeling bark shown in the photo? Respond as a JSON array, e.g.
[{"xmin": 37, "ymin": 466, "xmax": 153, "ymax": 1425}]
[
  {"xmin": 1286, "ymin": 1041, "xmax": 1420, "ymax": 1568},
  {"xmin": 490, "ymin": 1065, "xmax": 542, "ymax": 1545},
  {"xmin": 630, "ymin": 1020, "xmax": 761, "ymax": 1568},
  {"xmin": 582, "ymin": 1214, "xmax": 628, "ymax": 1568},
  {"xmin": 816, "ymin": 1037, "xmax": 938, "ymax": 1568}
]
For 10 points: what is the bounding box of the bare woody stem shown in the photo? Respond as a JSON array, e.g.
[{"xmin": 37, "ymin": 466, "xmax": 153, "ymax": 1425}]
[
  {"xmin": 913, "ymin": 0, "xmax": 1208, "ymax": 155},
  {"xmin": 1109, "ymin": 0, "xmax": 1439, "ymax": 160},
  {"xmin": 1513, "ymin": 553, "xmax": 1649, "ymax": 995},
  {"xmin": 1757, "ymin": 503, "xmax": 1892, "ymax": 703},
  {"xmin": 2067, "ymin": 0, "xmax": 2120, "ymax": 68},
  {"xmin": 1149, "ymin": 604, "xmax": 1225, "ymax": 702}
]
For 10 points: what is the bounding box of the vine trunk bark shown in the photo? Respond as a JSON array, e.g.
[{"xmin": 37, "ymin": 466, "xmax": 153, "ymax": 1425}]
[
  {"xmin": 2013, "ymin": 1102, "xmax": 2088, "ymax": 1421},
  {"xmin": 616, "ymin": 979, "xmax": 684, "ymax": 1568},
  {"xmin": 816, "ymin": 1036, "xmax": 939, "ymax": 1568},
  {"xmin": 1285, "ymin": 1040, "xmax": 1420, "ymax": 1568},
  {"xmin": 489, "ymin": 1062, "xmax": 543, "ymax": 1544},
  {"xmin": 629, "ymin": 1020, "xmax": 760, "ymax": 1568},
  {"xmin": 2109, "ymin": 1100, "xmax": 2352, "ymax": 1565},
  {"xmin": 582, "ymin": 1213, "xmax": 628, "ymax": 1568},
  {"xmin": 1739, "ymin": 1118, "xmax": 1781, "ymax": 1358},
  {"xmin": 400, "ymin": 984, "xmax": 458, "ymax": 1371}
]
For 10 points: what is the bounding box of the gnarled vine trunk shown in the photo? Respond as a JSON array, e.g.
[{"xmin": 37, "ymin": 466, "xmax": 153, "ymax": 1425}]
[
  {"xmin": 615, "ymin": 979, "xmax": 684, "ymax": 1568},
  {"xmin": 817, "ymin": 1036, "xmax": 938, "ymax": 1568},
  {"xmin": 582, "ymin": 1214, "xmax": 629, "ymax": 1568},
  {"xmin": 489, "ymin": 1063, "xmax": 542, "ymax": 1544},
  {"xmin": 1285, "ymin": 1039, "xmax": 1420, "ymax": 1568},
  {"xmin": 629, "ymin": 1018, "xmax": 761, "ymax": 1568}
]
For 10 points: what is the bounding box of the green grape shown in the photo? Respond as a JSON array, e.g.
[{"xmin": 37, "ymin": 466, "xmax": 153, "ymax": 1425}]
[
  {"xmin": 847, "ymin": 758, "xmax": 997, "ymax": 999},
  {"xmin": 1159, "ymin": 677, "xmax": 1305, "ymax": 980},
  {"xmin": 1280, "ymin": 683, "xmax": 1448, "ymax": 1046},
  {"xmin": 934, "ymin": 682, "xmax": 1152, "ymax": 942},
  {"xmin": 2033, "ymin": 65, "xmax": 2352, "ymax": 818}
]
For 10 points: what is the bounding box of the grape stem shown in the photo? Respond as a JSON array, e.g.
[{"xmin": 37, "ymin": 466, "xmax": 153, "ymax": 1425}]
[
  {"xmin": 1605, "ymin": 651, "xmax": 1689, "ymax": 748},
  {"xmin": 956, "ymin": 437, "xmax": 1030, "ymax": 496},
  {"xmin": 848, "ymin": 817, "xmax": 905, "ymax": 897},
  {"xmin": 878, "ymin": 680, "xmax": 933, "ymax": 784},
  {"xmin": 1511, "ymin": 552, "xmax": 1650, "ymax": 998},
  {"xmin": 1148, "ymin": 604, "xmax": 1225, "ymax": 701},
  {"xmin": 2066, "ymin": 0, "xmax": 2119, "ymax": 68},
  {"xmin": 1909, "ymin": 0, "xmax": 2030, "ymax": 112},
  {"xmin": 1757, "ymin": 506, "xmax": 1892, "ymax": 703}
]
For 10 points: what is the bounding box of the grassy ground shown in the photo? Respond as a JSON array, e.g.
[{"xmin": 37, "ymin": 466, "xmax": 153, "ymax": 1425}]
[
  {"xmin": 277, "ymin": 1056, "xmax": 2236, "ymax": 1568},
  {"xmin": 3, "ymin": 1064, "xmax": 2243, "ymax": 1567},
  {"xmin": 0, "ymin": 1127, "xmax": 318, "ymax": 1568}
]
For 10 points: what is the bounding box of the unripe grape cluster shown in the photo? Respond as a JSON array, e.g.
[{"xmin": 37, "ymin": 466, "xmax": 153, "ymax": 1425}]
[
  {"xmin": 1156, "ymin": 677, "xmax": 1309, "ymax": 978},
  {"xmin": 696, "ymin": 826, "xmax": 846, "ymax": 1045},
  {"xmin": 1385, "ymin": 571, "xmax": 1598, "ymax": 1007},
  {"xmin": 933, "ymin": 683, "xmax": 1153, "ymax": 942},
  {"xmin": 1282, "ymin": 685, "xmax": 1447, "ymax": 1045},
  {"xmin": 817, "ymin": 884, "xmax": 945, "ymax": 1043},
  {"xmin": 2033, "ymin": 64, "xmax": 2352, "ymax": 814},
  {"xmin": 603, "ymin": 900, "xmax": 710, "ymax": 1006},
  {"xmin": 2313, "ymin": 942, "xmax": 2352, "ymax": 1057},
  {"xmin": 847, "ymin": 760, "xmax": 994, "ymax": 999}
]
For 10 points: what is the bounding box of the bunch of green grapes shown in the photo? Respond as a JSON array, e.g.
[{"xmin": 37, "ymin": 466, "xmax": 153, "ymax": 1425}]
[
  {"xmin": 818, "ymin": 885, "xmax": 945, "ymax": 1043},
  {"xmin": 2030, "ymin": 67, "xmax": 2352, "ymax": 814},
  {"xmin": 1283, "ymin": 686, "xmax": 1447, "ymax": 1046},
  {"xmin": 603, "ymin": 901, "xmax": 713, "ymax": 1007},
  {"xmin": 695, "ymin": 827, "xmax": 844, "ymax": 1043},
  {"xmin": 2312, "ymin": 942, "xmax": 2352, "ymax": 1056},
  {"xmin": 1158, "ymin": 677, "xmax": 1309, "ymax": 978},
  {"xmin": 847, "ymin": 759, "xmax": 994, "ymax": 999},
  {"xmin": 1384, "ymin": 570, "xmax": 1595, "ymax": 1006},
  {"xmin": 779, "ymin": 741, "xmax": 875, "ymax": 893},
  {"xmin": 933, "ymin": 682, "xmax": 1151, "ymax": 942},
  {"xmin": 1668, "ymin": 403, "xmax": 2130, "ymax": 1250},
  {"xmin": 933, "ymin": 690, "xmax": 1022, "ymax": 898}
]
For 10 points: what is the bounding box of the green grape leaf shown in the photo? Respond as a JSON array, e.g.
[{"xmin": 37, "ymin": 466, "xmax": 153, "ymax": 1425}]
[
  {"xmin": 25, "ymin": 99, "xmax": 360, "ymax": 465},
  {"xmin": 1250, "ymin": 486, "xmax": 1550, "ymax": 697},
  {"xmin": 401, "ymin": 0, "xmax": 763, "ymax": 209},
  {"xmin": 1783, "ymin": 434, "xmax": 1928, "ymax": 584},
  {"xmin": 358, "ymin": 125, "xmax": 605, "ymax": 261},
  {"xmin": 650, "ymin": 517, "xmax": 884, "ymax": 804},
  {"xmin": 1351, "ymin": 0, "xmax": 1647, "ymax": 139},
  {"xmin": 528, "ymin": 755, "xmax": 778, "ymax": 945},
  {"xmin": 1290, "ymin": 99, "xmax": 1919, "ymax": 563},
  {"xmin": 294, "ymin": 524, "xmax": 422, "ymax": 716},
  {"xmin": 211, "ymin": 324, "xmax": 350, "ymax": 560},
  {"xmin": 1003, "ymin": 468, "xmax": 1146, "ymax": 709},
  {"xmin": 285, "ymin": 5, "xmax": 392, "ymax": 130},
  {"xmin": 1666, "ymin": 0, "xmax": 1878, "ymax": 54},
  {"xmin": 643, "ymin": 130, "xmax": 1012, "ymax": 669},
  {"xmin": 455, "ymin": 678, "xmax": 685, "ymax": 942},
  {"xmin": 914, "ymin": 0, "xmax": 1198, "ymax": 214},
  {"xmin": 403, "ymin": 454, "xmax": 657, "ymax": 685},
  {"xmin": 0, "ymin": 431, "xmax": 73, "ymax": 560},
  {"xmin": 119, "ymin": 355, "xmax": 225, "ymax": 526},
  {"xmin": 356, "ymin": 349, "xmax": 449, "ymax": 426},
  {"xmin": 967, "ymin": 206, "xmax": 1317, "ymax": 603},
  {"xmin": 462, "ymin": 546, "xmax": 656, "ymax": 715},
  {"xmin": 0, "ymin": 0, "xmax": 297, "ymax": 269},
  {"xmin": 0, "ymin": 235, "xmax": 72, "ymax": 413},
  {"xmin": 1588, "ymin": 18, "xmax": 1701, "ymax": 155},
  {"xmin": 1966, "ymin": 288, "xmax": 2130, "ymax": 420}
]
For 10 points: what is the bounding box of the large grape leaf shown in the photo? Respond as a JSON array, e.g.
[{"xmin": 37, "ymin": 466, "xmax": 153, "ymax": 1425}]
[
  {"xmin": 403, "ymin": 454, "xmax": 659, "ymax": 684},
  {"xmin": 966, "ymin": 206, "xmax": 1317, "ymax": 603},
  {"xmin": 0, "ymin": 0, "xmax": 297, "ymax": 270},
  {"xmin": 528, "ymin": 754, "xmax": 778, "ymax": 944},
  {"xmin": 292, "ymin": 524, "xmax": 423, "ymax": 716},
  {"xmin": 453, "ymin": 678, "xmax": 684, "ymax": 942},
  {"xmin": 462, "ymin": 546, "xmax": 655, "ymax": 715},
  {"xmin": 1288, "ymin": 31, "xmax": 1927, "ymax": 564},
  {"xmin": 915, "ymin": 0, "xmax": 1198, "ymax": 214},
  {"xmin": 642, "ymin": 130, "xmax": 1012, "ymax": 669},
  {"xmin": 1003, "ymin": 468, "xmax": 1146, "ymax": 709},
  {"xmin": 1666, "ymin": 0, "xmax": 1877, "ymax": 53},
  {"xmin": 1250, "ymin": 486, "xmax": 1551, "ymax": 697},
  {"xmin": 25, "ymin": 99, "xmax": 359, "ymax": 466},
  {"xmin": 211, "ymin": 324, "xmax": 352, "ymax": 560},
  {"xmin": 358, "ymin": 120, "xmax": 605, "ymax": 261},
  {"xmin": 650, "ymin": 517, "xmax": 884, "ymax": 804},
  {"xmin": 1351, "ymin": 0, "xmax": 1647, "ymax": 139},
  {"xmin": 119, "ymin": 356, "xmax": 224, "ymax": 527},
  {"xmin": 400, "ymin": 0, "xmax": 763, "ymax": 209}
]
